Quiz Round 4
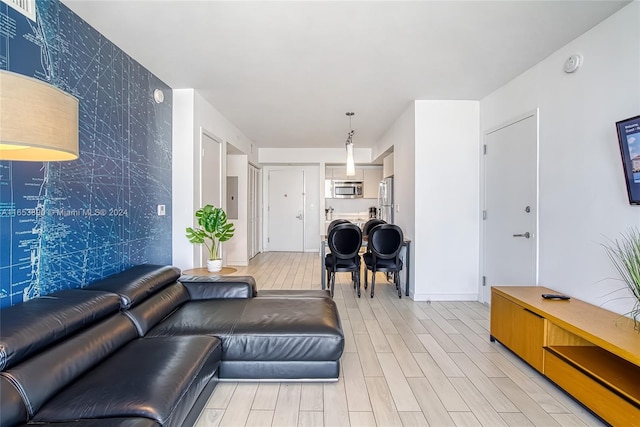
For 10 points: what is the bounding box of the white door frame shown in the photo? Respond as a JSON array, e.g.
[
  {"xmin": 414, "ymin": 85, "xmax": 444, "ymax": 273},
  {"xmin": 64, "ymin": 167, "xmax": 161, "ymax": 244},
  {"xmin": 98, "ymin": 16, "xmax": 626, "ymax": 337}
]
[
  {"xmin": 248, "ymin": 163, "xmax": 262, "ymax": 259},
  {"xmin": 479, "ymin": 109, "xmax": 540, "ymax": 304},
  {"xmin": 197, "ymin": 128, "xmax": 225, "ymax": 266}
]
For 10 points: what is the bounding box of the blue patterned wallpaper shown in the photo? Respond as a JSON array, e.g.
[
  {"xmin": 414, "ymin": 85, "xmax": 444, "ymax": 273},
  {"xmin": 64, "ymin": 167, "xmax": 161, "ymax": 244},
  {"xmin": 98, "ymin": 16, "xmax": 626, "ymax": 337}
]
[{"xmin": 0, "ymin": 0, "xmax": 172, "ymax": 307}]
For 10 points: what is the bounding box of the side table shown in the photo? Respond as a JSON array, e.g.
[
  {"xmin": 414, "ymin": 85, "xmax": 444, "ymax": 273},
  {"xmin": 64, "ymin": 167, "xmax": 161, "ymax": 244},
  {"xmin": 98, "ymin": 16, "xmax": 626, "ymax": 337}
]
[{"xmin": 182, "ymin": 267, "xmax": 238, "ymax": 276}]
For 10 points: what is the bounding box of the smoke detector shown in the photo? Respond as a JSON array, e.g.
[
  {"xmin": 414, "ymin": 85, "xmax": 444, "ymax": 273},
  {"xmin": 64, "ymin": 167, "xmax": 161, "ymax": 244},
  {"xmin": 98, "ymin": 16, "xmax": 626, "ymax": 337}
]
[
  {"xmin": 153, "ymin": 89, "xmax": 164, "ymax": 103},
  {"xmin": 563, "ymin": 54, "xmax": 583, "ymax": 73}
]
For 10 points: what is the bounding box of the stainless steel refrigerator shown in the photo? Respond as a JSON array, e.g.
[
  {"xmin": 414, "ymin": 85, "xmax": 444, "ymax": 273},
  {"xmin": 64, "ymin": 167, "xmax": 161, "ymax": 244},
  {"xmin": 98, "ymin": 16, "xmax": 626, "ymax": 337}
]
[{"xmin": 378, "ymin": 176, "xmax": 394, "ymax": 223}]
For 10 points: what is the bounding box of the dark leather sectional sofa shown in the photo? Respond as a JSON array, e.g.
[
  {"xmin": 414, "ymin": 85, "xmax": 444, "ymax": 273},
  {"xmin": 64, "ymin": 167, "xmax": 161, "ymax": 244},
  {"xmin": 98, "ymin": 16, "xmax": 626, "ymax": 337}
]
[{"xmin": 0, "ymin": 265, "xmax": 344, "ymax": 427}]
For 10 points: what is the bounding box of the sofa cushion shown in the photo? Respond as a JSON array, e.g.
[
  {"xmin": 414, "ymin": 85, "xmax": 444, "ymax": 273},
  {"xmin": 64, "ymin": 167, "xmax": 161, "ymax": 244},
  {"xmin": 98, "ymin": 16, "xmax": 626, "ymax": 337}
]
[
  {"xmin": 85, "ymin": 264, "xmax": 180, "ymax": 309},
  {"xmin": 227, "ymin": 298, "xmax": 344, "ymax": 361},
  {"xmin": 179, "ymin": 275, "xmax": 257, "ymax": 298},
  {"xmin": 0, "ymin": 375, "xmax": 27, "ymax": 426},
  {"xmin": 125, "ymin": 282, "xmax": 191, "ymax": 336},
  {"xmin": 1, "ymin": 314, "xmax": 138, "ymax": 418},
  {"xmin": 33, "ymin": 336, "xmax": 221, "ymax": 427},
  {"xmin": 0, "ymin": 289, "xmax": 121, "ymax": 370},
  {"xmin": 146, "ymin": 299, "xmax": 248, "ymax": 338},
  {"xmin": 148, "ymin": 297, "xmax": 343, "ymax": 362}
]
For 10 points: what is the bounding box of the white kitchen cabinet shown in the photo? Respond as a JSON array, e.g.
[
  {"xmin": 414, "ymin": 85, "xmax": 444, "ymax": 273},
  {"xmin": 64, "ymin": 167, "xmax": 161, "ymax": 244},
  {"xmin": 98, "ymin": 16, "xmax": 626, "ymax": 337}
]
[
  {"xmin": 327, "ymin": 166, "xmax": 363, "ymax": 181},
  {"xmin": 326, "ymin": 166, "xmax": 381, "ymax": 198},
  {"xmin": 363, "ymin": 167, "xmax": 383, "ymax": 198},
  {"xmin": 383, "ymin": 153, "xmax": 394, "ymax": 178}
]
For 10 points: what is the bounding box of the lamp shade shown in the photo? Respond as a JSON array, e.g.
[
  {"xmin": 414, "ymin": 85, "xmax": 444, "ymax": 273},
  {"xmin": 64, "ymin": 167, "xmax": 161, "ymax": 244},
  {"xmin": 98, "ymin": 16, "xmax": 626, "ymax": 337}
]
[
  {"xmin": 0, "ymin": 70, "xmax": 79, "ymax": 161},
  {"xmin": 346, "ymin": 142, "xmax": 355, "ymax": 176}
]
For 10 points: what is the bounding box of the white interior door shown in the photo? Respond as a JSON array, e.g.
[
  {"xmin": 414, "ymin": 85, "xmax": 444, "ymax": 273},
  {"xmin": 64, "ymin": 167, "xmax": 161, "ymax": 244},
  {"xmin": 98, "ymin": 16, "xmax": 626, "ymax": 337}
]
[
  {"xmin": 483, "ymin": 113, "xmax": 538, "ymax": 303},
  {"xmin": 268, "ymin": 169, "xmax": 304, "ymax": 251},
  {"xmin": 200, "ymin": 132, "xmax": 222, "ymax": 266}
]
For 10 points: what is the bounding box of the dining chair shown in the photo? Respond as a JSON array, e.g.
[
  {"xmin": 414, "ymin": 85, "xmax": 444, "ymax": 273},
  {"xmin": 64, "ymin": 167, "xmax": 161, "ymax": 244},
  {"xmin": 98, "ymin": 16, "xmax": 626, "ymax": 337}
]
[
  {"xmin": 325, "ymin": 223, "xmax": 363, "ymax": 297},
  {"xmin": 362, "ymin": 224, "xmax": 404, "ymax": 298},
  {"xmin": 327, "ymin": 218, "xmax": 350, "ymax": 234},
  {"xmin": 362, "ymin": 219, "xmax": 386, "ymax": 238}
]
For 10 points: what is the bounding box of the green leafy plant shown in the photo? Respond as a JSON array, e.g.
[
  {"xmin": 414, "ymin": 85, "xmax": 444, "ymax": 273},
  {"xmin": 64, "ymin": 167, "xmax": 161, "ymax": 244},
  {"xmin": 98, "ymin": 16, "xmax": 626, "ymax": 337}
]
[
  {"xmin": 185, "ymin": 204, "xmax": 235, "ymax": 260},
  {"xmin": 602, "ymin": 227, "xmax": 640, "ymax": 328}
]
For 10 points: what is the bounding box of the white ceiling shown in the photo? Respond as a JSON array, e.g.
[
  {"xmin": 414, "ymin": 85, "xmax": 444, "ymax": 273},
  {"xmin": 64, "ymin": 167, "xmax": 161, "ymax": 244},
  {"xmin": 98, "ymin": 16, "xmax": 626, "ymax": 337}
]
[{"xmin": 61, "ymin": 0, "xmax": 629, "ymax": 150}]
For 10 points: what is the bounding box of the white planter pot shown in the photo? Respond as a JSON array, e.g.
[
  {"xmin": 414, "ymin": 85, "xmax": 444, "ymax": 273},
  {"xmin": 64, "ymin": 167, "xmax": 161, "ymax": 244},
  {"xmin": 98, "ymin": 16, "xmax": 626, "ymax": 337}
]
[{"xmin": 206, "ymin": 259, "xmax": 222, "ymax": 272}]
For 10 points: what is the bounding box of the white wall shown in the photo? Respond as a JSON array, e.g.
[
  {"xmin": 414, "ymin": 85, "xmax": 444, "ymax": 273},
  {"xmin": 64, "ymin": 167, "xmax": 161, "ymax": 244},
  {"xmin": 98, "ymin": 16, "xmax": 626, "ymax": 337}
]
[
  {"xmin": 193, "ymin": 92, "xmax": 258, "ymax": 166},
  {"xmin": 226, "ymin": 154, "xmax": 249, "ymax": 265},
  {"xmin": 374, "ymin": 101, "xmax": 480, "ymax": 301},
  {"xmin": 172, "ymin": 90, "xmax": 197, "ymax": 270},
  {"xmin": 172, "ymin": 89, "xmax": 258, "ymax": 271},
  {"xmin": 414, "ymin": 101, "xmax": 481, "ymax": 301},
  {"xmin": 375, "ymin": 103, "xmax": 416, "ymax": 295},
  {"xmin": 260, "ymin": 147, "xmax": 376, "ymax": 244},
  {"xmin": 259, "ymin": 147, "xmax": 373, "ymax": 164},
  {"xmin": 481, "ymin": 1, "xmax": 640, "ymax": 315}
]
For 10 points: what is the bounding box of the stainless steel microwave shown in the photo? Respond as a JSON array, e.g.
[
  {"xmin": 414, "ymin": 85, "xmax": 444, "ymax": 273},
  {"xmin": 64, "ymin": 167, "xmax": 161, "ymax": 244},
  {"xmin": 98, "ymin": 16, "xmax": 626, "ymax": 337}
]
[{"xmin": 326, "ymin": 180, "xmax": 364, "ymax": 198}]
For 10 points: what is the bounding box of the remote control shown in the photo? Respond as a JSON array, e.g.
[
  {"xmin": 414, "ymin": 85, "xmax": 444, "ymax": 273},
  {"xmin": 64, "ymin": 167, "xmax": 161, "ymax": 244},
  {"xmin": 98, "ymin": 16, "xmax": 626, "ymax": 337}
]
[{"xmin": 541, "ymin": 293, "xmax": 570, "ymax": 300}]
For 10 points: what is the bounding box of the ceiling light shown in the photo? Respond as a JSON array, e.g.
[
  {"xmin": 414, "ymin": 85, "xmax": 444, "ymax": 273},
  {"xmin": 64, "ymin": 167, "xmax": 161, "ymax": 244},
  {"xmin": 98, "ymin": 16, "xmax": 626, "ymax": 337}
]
[
  {"xmin": 0, "ymin": 70, "xmax": 79, "ymax": 161},
  {"xmin": 345, "ymin": 112, "xmax": 355, "ymax": 177}
]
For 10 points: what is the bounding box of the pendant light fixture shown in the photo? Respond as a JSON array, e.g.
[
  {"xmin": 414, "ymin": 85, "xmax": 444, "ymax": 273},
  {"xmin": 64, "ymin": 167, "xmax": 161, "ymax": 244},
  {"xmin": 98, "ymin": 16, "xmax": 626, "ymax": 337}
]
[
  {"xmin": 345, "ymin": 112, "xmax": 355, "ymax": 177},
  {"xmin": 0, "ymin": 70, "xmax": 79, "ymax": 161}
]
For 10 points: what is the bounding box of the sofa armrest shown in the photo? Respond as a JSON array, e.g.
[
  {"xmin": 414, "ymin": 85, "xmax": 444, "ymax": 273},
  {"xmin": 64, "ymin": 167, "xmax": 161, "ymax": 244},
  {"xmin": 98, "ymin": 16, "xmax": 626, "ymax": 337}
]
[{"xmin": 179, "ymin": 275, "xmax": 257, "ymax": 299}]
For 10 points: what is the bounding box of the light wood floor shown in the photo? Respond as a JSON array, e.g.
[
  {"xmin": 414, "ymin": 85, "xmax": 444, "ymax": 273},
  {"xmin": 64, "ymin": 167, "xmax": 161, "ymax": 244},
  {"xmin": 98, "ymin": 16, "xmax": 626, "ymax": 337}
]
[{"xmin": 194, "ymin": 252, "xmax": 603, "ymax": 427}]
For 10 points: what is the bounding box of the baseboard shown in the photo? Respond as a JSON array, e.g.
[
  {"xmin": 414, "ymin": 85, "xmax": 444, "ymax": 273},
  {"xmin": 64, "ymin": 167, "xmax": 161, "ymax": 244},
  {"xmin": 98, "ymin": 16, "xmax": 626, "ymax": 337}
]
[
  {"xmin": 225, "ymin": 260, "xmax": 248, "ymax": 266},
  {"xmin": 412, "ymin": 292, "xmax": 479, "ymax": 302}
]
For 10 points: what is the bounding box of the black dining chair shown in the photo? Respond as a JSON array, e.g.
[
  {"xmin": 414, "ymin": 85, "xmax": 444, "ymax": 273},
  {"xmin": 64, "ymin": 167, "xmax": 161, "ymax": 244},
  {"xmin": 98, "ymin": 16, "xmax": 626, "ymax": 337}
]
[
  {"xmin": 362, "ymin": 219, "xmax": 386, "ymax": 238},
  {"xmin": 327, "ymin": 218, "xmax": 350, "ymax": 234},
  {"xmin": 326, "ymin": 218, "xmax": 356, "ymax": 284},
  {"xmin": 325, "ymin": 223, "xmax": 363, "ymax": 297},
  {"xmin": 363, "ymin": 224, "xmax": 404, "ymax": 298}
]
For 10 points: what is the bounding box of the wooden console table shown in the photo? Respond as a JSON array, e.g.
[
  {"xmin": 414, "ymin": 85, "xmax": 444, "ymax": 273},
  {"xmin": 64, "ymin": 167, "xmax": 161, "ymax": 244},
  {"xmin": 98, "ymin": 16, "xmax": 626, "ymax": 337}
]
[{"xmin": 490, "ymin": 286, "xmax": 640, "ymax": 426}]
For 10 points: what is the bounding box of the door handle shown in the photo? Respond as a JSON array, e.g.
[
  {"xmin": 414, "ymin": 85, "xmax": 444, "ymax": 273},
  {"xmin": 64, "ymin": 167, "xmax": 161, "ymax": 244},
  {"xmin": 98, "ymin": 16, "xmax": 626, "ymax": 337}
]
[
  {"xmin": 513, "ymin": 232, "xmax": 531, "ymax": 238},
  {"xmin": 296, "ymin": 212, "xmax": 303, "ymax": 220}
]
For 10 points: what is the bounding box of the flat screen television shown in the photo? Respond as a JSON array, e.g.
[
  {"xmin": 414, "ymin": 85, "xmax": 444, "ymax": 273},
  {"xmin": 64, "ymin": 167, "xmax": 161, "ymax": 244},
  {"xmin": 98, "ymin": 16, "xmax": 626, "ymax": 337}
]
[{"xmin": 615, "ymin": 114, "xmax": 640, "ymax": 205}]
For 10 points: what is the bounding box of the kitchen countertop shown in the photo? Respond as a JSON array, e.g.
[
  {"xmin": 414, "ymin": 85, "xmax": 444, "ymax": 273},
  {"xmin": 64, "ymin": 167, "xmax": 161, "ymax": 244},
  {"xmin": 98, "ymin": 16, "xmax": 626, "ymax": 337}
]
[
  {"xmin": 325, "ymin": 212, "xmax": 370, "ymax": 223},
  {"xmin": 324, "ymin": 212, "xmax": 374, "ymax": 231}
]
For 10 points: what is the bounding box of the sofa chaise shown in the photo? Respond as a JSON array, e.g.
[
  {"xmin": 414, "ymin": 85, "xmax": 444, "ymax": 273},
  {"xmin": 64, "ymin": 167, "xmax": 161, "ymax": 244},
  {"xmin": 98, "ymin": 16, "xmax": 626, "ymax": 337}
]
[{"xmin": 0, "ymin": 265, "xmax": 344, "ymax": 427}]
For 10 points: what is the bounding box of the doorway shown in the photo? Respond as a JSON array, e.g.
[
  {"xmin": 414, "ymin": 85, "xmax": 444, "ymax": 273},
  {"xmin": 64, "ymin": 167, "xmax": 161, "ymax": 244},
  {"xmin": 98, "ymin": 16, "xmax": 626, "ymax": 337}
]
[
  {"xmin": 267, "ymin": 169, "xmax": 304, "ymax": 251},
  {"xmin": 200, "ymin": 131, "xmax": 223, "ymax": 267},
  {"xmin": 248, "ymin": 164, "xmax": 261, "ymax": 259},
  {"xmin": 482, "ymin": 111, "xmax": 538, "ymax": 303}
]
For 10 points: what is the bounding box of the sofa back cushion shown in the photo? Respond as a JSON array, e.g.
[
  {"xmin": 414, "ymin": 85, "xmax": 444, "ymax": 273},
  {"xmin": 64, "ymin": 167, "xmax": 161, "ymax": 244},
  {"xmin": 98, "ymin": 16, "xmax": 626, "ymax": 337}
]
[
  {"xmin": 0, "ymin": 375, "xmax": 27, "ymax": 426},
  {"xmin": 1, "ymin": 314, "xmax": 138, "ymax": 418},
  {"xmin": 125, "ymin": 282, "xmax": 191, "ymax": 336},
  {"xmin": 179, "ymin": 275, "xmax": 258, "ymax": 298},
  {"xmin": 0, "ymin": 289, "xmax": 121, "ymax": 370},
  {"xmin": 32, "ymin": 336, "xmax": 221, "ymax": 426},
  {"xmin": 146, "ymin": 299, "xmax": 249, "ymax": 338},
  {"xmin": 85, "ymin": 264, "xmax": 180, "ymax": 309}
]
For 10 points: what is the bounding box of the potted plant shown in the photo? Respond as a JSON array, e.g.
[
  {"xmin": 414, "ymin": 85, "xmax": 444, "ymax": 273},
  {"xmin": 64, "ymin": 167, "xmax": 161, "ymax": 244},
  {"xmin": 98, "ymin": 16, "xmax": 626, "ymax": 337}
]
[
  {"xmin": 602, "ymin": 227, "xmax": 640, "ymax": 329},
  {"xmin": 186, "ymin": 204, "xmax": 235, "ymax": 272}
]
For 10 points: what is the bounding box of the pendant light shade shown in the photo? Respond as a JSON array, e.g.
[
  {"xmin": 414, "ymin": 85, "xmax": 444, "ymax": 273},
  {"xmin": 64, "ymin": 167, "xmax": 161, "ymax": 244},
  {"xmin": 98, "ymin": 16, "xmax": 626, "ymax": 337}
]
[
  {"xmin": 0, "ymin": 70, "xmax": 79, "ymax": 161},
  {"xmin": 345, "ymin": 112, "xmax": 355, "ymax": 176},
  {"xmin": 346, "ymin": 140, "xmax": 355, "ymax": 176}
]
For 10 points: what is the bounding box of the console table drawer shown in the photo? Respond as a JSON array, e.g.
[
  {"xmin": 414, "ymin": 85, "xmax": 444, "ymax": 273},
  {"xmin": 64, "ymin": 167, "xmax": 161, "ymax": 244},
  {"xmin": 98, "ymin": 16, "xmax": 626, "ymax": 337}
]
[{"xmin": 544, "ymin": 350, "xmax": 640, "ymax": 426}]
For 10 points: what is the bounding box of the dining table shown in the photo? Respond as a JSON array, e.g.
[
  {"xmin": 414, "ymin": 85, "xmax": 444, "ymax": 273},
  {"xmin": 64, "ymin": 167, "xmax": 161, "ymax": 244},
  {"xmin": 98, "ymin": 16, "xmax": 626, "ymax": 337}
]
[{"xmin": 320, "ymin": 235, "xmax": 411, "ymax": 296}]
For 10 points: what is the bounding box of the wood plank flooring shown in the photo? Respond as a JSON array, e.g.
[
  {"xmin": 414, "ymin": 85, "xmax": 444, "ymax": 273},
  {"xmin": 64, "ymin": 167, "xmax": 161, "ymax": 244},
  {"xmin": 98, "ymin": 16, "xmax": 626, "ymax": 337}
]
[{"xmin": 194, "ymin": 252, "xmax": 604, "ymax": 427}]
